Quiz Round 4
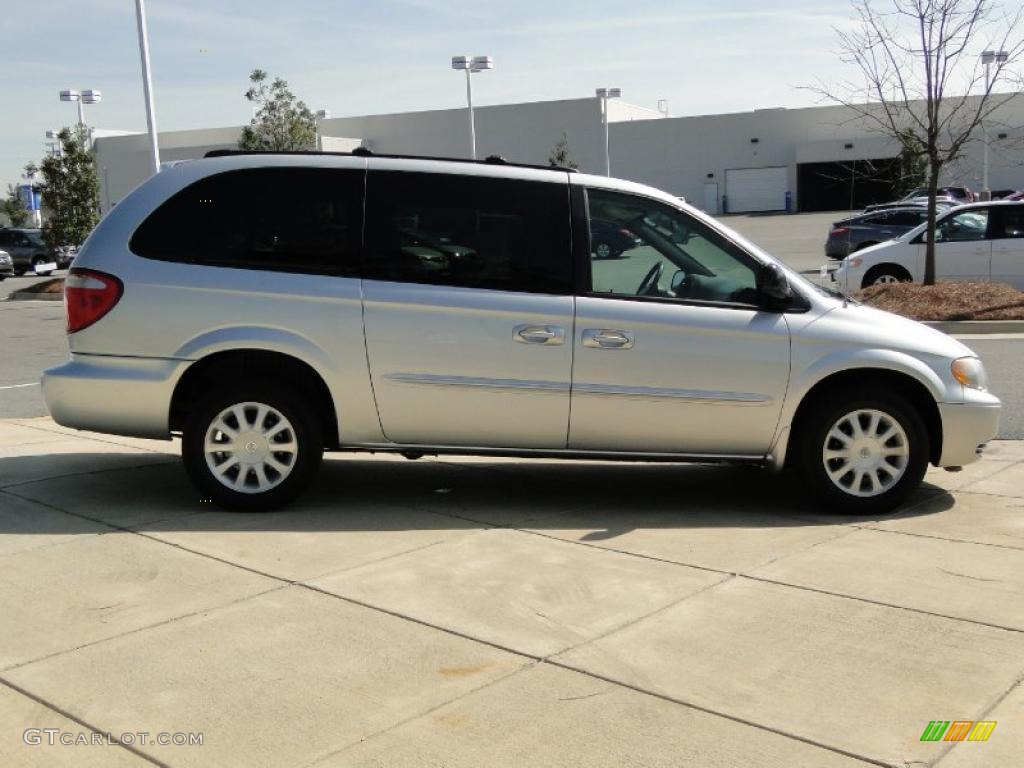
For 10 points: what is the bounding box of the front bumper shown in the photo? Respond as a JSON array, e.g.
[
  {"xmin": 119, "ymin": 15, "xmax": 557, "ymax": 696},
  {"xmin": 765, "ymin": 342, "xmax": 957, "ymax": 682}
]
[
  {"xmin": 42, "ymin": 354, "xmax": 189, "ymax": 439},
  {"xmin": 937, "ymin": 397, "xmax": 1001, "ymax": 467}
]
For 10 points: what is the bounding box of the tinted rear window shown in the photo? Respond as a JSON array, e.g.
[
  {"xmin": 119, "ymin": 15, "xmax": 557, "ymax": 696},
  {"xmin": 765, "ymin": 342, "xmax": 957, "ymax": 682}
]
[
  {"xmin": 130, "ymin": 167, "xmax": 363, "ymax": 275},
  {"xmin": 363, "ymin": 171, "xmax": 572, "ymax": 294}
]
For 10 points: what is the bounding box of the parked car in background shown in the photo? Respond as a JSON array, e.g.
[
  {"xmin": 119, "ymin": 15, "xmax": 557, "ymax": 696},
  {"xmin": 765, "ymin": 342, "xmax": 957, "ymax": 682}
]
[
  {"xmin": 825, "ymin": 207, "xmax": 930, "ymax": 260},
  {"xmin": 0, "ymin": 249, "xmax": 13, "ymax": 280},
  {"xmin": 834, "ymin": 201, "xmax": 1024, "ymax": 291},
  {"xmin": 990, "ymin": 189, "xmax": 1018, "ymax": 200},
  {"xmin": 0, "ymin": 228, "xmax": 62, "ymax": 275},
  {"xmin": 863, "ymin": 197, "xmax": 958, "ymax": 213},
  {"xmin": 41, "ymin": 151, "xmax": 1000, "ymax": 515},
  {"xmin": 1003, "ymin": 190, "xmax": 1024, "ymax": 201},
  {"xmin": 590, "ymin": 218, "xmax": 641, "ymax": 258},
  {"xmin": 901, "ymin": 186, "xmax": 975, "ymax": 204}
]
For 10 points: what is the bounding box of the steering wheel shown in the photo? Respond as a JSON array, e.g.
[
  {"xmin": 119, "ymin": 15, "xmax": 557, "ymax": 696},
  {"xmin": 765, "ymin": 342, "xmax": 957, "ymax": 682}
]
[{"xmin": 637, "ymin": 262, "xmax": 664, "ymax": 296}]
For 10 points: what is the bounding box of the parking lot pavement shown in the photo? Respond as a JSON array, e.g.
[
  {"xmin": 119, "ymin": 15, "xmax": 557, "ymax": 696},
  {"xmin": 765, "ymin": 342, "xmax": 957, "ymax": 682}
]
[{"xmin": 1, "ymin": 417, "xmax": 1022, "ymax": 767}]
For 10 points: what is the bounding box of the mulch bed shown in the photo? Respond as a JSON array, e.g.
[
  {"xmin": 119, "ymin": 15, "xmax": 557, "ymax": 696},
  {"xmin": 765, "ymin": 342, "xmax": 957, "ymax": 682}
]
[
  {"xmin": 854, "ymin": 281, "xmax": 1024, "ymax": 321},
  {"xmin": 16, "ymin": 278, "xmax": 64, "ymax": 294}
]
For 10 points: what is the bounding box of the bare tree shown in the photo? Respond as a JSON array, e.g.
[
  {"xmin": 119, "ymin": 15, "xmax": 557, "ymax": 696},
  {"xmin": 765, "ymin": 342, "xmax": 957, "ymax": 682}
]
[{"xmin": 813, "ymin": 0, "xmax": 1023, "ymax": 284}]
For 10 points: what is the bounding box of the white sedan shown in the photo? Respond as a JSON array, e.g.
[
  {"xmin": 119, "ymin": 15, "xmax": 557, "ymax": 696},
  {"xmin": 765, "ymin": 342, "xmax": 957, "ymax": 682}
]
[{"xmin": 833, "ymin": 200, "xmax": 1024, "ymax": 292}]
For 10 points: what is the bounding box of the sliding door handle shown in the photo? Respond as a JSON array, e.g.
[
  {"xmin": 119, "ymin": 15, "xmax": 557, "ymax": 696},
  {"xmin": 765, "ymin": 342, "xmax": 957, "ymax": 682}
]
[
  {"xmin": 582, "ymin": 329, "xmax": 634, "ymax": 349},
  {"xmin": 514, "ymin": 324, "xmax": 565, "ymax": 345}
]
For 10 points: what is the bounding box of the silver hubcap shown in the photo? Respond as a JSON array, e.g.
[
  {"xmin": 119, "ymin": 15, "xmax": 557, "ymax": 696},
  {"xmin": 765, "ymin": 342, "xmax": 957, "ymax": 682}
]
[
  {"xmin": 596, "ymin": 242, "xmax": 611, "ymax": 258},
  {"xmin": 204, "ymin": 402, "xmax": 298, "ymax": 494},
  {"xmin": 873, "ymin": 273, "xmax": 900, "ymax": 284},
  {"xmin": 822, "ymin": 409, "xmax": 910, "ymax": 498}
]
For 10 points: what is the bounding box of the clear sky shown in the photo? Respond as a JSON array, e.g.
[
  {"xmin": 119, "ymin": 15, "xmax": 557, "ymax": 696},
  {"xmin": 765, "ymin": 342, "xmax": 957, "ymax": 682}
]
[{"xmin": 2, "ymin": 0, "xmax": 870, "ymax": 188}]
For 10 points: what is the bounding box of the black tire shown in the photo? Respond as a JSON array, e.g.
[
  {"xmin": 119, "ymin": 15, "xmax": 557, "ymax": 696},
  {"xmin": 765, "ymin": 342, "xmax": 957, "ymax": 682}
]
[
  {"xmin": 796, "ymin": 387, "xmax": 929, "ymax": 515},
  {"xmin": 30, "ymin": 256, "xmax": 53, "ymax": 277},
  {"xmin": 862, "ymin": 264, "xmax": 912, "ymax": 289},
  {"xmin": 182, "ymin": 384, "xmax": 323, "ymax": 511},
  {"xmin": 593, "ymin": 241, "xmax": 619, "ymax": 259}
]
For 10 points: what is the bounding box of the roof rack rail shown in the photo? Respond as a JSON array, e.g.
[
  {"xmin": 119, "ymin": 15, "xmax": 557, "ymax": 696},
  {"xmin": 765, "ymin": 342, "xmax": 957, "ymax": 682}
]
[{"xmin": 201, "ymin": 148, "xmax": 577, "ymax": 173}]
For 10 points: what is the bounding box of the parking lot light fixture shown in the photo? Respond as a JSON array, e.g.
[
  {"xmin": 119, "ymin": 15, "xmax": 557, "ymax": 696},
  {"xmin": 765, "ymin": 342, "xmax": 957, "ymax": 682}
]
[
  {"xmin": 980, "ymin": 50, "xmax": 1009, "ymax": 199},
  {"xmin": 452, "ymin": 55, "xmax": 493, "ymax": 159},
  {"xmin": 59, "ymin": 89, "xmax": 85, "ymax": 126},
  {"xmin": 596, "ymin": 87, "xmax": 621, "ymax": 176}
]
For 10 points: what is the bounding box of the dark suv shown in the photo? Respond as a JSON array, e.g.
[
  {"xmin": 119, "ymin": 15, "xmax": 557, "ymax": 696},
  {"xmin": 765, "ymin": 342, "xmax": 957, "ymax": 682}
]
[{"xmin": 0, "ymin": 228, "xmax": 64, "ymax": 275}]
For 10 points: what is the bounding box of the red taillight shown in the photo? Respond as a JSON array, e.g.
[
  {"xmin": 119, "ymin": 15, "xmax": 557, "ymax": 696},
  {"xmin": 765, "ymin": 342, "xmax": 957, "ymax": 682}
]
[
  {"xmin": 830, "ymin": 227, "xmax": 850, "ymax": 237},
  {"xmin": 64, "ymin": 268, "xmax": 123, "ymax": 333}
]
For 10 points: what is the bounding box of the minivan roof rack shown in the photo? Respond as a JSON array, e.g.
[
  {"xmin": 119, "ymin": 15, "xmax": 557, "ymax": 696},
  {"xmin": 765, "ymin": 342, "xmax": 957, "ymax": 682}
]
[{"xmin": 202, "ymin": 148, "xmax": 578, "ymax": 173}]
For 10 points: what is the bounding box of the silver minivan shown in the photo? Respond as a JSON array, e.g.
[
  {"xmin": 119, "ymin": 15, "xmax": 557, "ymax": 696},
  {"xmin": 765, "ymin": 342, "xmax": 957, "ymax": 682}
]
[{"xmin": 42, "ymin": 151, "xmax": 1000, "ymax": 513}]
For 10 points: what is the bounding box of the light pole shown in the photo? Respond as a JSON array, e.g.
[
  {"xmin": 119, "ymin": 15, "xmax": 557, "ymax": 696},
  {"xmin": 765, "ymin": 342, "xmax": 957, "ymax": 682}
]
[
  {"xmin": 451, "ymin": 55, "xmax": 493, "ymax": 159},
  {"xmin": 315, "ymin": 109, "xmax": 330, "ymax": 150},
  {"xmin": 980, "ymin": 49, "xmax": 1008, "ymax": 199},
  {"xmin": 595, "ymin": 87, "xmax": 621, "ymax": 176},
  {"xmin": 135, "ymin": 0, "xmax": 161, "ymax": 176}
]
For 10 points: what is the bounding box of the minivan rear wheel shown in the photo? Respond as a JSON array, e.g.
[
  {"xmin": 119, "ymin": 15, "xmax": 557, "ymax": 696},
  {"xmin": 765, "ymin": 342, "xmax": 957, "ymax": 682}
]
[
  {"xmin": 182, "ymin": 385, "xmax": 322, "ymax": 511},
  {"xmin": 797, "ymin": 388, "xmax": 928, "ymax": 514}
]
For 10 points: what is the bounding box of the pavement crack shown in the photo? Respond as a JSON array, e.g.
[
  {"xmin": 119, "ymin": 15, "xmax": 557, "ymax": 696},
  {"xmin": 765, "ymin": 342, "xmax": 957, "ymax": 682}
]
[
  {"xmin": 0, "ymin": 677, "xmax": 170, "ymax": 768},
  {"xmin": 938, "ymin": 568, "xmax": 1001, "ymax": 582}
]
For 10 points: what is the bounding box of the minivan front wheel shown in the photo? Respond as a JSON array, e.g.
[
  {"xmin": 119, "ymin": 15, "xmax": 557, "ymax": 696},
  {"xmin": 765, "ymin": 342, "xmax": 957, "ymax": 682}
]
[
  {"xmin": 797, "ymin": 389, "xmax": 928, "ymax": 514},
  {"xmin": 182, "ymin": 386, "xmax": 322, "ymax": 511}
]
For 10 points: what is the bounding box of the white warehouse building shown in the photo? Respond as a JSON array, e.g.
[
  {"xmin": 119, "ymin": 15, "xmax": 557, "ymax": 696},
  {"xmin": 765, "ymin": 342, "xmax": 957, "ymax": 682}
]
[{"xmin": 94, "ymin": 93, "xmax": 1024, "ymax": 216}]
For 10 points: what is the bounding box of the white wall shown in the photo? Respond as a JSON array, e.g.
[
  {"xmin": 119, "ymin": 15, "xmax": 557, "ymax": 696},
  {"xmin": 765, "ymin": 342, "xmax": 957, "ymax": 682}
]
[{"xmin": 93, "ymin": 93, "xmax": 1024, "ymax": 216}]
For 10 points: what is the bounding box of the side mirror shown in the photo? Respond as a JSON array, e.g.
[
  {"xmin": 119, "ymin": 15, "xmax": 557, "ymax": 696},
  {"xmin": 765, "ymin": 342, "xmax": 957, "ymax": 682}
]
[{"xmin": 757, "ymin": 262, "xmax": 792, "ymax": 307}]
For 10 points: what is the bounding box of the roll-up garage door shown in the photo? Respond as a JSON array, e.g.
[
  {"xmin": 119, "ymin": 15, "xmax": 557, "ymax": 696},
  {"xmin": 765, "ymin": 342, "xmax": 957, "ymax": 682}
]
[{"xmin": 725, "ymin": 167, "xmax": 788, "ymax": 213}]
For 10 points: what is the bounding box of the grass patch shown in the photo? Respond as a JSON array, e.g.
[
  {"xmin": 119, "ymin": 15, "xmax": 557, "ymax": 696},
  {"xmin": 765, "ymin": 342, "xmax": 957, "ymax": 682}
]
[{"xmin": 855, "ymin": 281, "xmax": 1024, "ymax": 321}]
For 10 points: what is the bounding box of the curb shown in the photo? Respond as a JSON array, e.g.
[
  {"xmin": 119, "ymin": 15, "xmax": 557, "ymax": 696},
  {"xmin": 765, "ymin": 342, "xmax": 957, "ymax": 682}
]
[
  {"xmin": 925, "ymin": 320, "xmax": 1024, "ymax": 335},
  {"xmin": 6, "ymin": 291, "xmax": 62, "ymax": 302}
]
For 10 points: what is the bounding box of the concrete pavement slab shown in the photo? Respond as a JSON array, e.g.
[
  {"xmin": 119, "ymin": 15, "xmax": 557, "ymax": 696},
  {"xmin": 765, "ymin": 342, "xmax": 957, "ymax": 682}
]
[
  {"xmin": 960, "ymin": 462, "xmax": 1024, "ymax": 498},
  {"xmin": 311, "ymin": 528, "xmax": 727, "ymax": 657},
  {"xmin": 0, "ymin": 490, "xmax": 108, "ymax": 557},
  {"xmin": 751, "ymin": 527, "xmax": 1024, "ymax": 630},
  {"xmin": 523, "ymin": 485, "xmax": 851, "ymax": 573},
  {"xmin": 863, "ymin": 492, "xmax": 1024, "ymax": 550},
  {"xmin": 936, "ymin": 679, "xmax": 1024, "ymax": 767},
  {"xmin": 921, "ymin": 460, "xmax": 1017, "ymax": 493},
  {"xmin": 0, "ymin": 438, "xmax": 175, "ymax": 489},
  {"xmin": 5, "ymin": 587, "xmax": 528, "ymax": 768},
  {"xmin": 0, "ymin": 532, "xmax": 275, "ymax": 669},
  {"xmin": 323, "ymin": 662, "xmax": 870, "ymax": 768},
  {"xmin": 0, "ymin": 684, "xmax": 150, "ymax": 768},
  {"xmin": 10, "ymin": 463, "xmax": 205, "ymax": 529},
  {"xmin": 315, "ymin": 456, "xmax": 618, "ymax": 527},
  {"xmin": 0, "ymin": 423, "xmax": 65, "ymax": 448},
  {"xmin": 10, "ymin": 418, "xmax": 179, "ymax": 455},
  {"xmin": 139, "ymin": 503, "xmax": 481, "ymax": 582},
  {"xmin": 555, "ymin": 578, "xmax": 1024, "ymax": 767}
]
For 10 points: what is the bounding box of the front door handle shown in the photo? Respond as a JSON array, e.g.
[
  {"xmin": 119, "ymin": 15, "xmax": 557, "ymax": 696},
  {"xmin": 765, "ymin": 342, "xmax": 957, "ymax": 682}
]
[
  {"xmin": 582, "ymin": 329, "xmax": 635, "ymax": 349},
  {"xmin": 514, "ymin": 324, "xmax": 565, "ymax": 345}
]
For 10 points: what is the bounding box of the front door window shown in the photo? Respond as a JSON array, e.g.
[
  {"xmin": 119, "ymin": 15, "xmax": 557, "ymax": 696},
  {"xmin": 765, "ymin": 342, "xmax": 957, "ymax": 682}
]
[{"xmin": 586, "ymin": 189, "xmax": 760, "ymax": 306}]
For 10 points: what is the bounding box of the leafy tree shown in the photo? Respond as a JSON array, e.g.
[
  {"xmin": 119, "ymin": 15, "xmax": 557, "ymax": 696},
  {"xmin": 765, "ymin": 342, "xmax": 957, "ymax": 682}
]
[
  {"xmin": 2, "ymin": 184, "xmax": 30, "ymax": 227},
  {"xmin": 814, "ymin": 0, "xmax": 1023, "ymax": 284},
  {"xmin": 547, "ymin": 132, "xmax": 578, "ymax": 169},
  {"xmin": 239, "ymin": 69, "xmax": 317, "ymax": 151},
  {"xmin": 38, "ymin": 127, "xmax": 100, "ymax": 250}
]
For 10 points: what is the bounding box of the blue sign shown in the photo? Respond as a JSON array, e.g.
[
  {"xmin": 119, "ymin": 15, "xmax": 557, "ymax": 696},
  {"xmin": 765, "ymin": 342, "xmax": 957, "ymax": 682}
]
[{"xmin": 18, "ymin": 184, "xmax": 40, "ymax": 212}]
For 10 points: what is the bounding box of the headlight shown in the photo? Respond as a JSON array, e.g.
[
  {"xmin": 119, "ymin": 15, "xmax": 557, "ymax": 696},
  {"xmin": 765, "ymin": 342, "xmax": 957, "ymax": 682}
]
[
  {"xmin": 951, "ymin": 357, "xmax": 987, "ymax": 391},
  {"xmin": 0, "ymin": 253, "xmax": 11, "ymax": 263},
  {"xmin": 845, "ymin": 256, "xmax": 863, "ymax": 268}
]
